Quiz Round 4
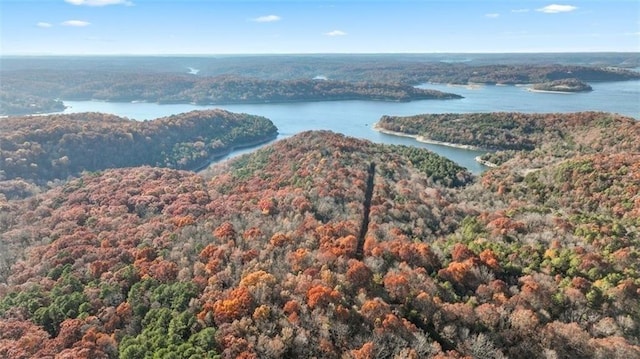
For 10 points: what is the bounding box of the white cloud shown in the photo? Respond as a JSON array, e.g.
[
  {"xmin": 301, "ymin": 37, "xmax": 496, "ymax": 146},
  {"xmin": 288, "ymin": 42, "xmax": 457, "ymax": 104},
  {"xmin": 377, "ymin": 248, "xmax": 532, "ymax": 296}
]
[
  {"xmin": 511, "ymin": 9, "xmax": 530, "ymax": 13},
  {"xmin": 324, "ymin": 30, "xmax": 347, "ymax": 36},
  {"xmin": 485, "ymin": 13, "xmax": 500, "ymax": 18},
  {"xmin": 37, "ymin": 22, "xmax": 52, "ymax": 28},
  {"xmin": 65, "ymin": 0, "xmax": 133, "ymax": 6},
  {"xmin": 252, "ymin": 15, "xmax": 281, "ymax": 23},
  {"xmin": 537, "ymin": 4, "xmax": 578, "ymax": 13},
  {"xmin": 62, "ymin": 20, "xmax": 91, "ymax": 27}
]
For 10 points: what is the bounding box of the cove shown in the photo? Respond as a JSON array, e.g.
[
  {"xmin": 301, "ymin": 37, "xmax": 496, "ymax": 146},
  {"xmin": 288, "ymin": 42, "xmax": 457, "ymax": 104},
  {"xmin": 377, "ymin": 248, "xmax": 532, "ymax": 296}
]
[{"xmin": 62, "ymin": 80, "xmax": 640, "ymax": 174}]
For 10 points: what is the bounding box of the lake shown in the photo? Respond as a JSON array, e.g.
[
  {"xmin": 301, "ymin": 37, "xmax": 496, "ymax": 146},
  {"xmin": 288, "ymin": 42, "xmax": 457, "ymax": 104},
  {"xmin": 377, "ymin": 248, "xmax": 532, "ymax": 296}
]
[{"xmin": 62, "ymin": 80, "xmax": 640, "ymax": 174}]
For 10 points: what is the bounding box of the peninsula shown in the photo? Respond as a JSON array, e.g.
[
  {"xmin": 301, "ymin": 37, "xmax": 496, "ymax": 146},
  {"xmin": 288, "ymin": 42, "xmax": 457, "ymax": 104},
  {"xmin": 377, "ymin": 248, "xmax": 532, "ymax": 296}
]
[
  {"xmin": 0, "ymin": 73, "xmax": 462, "ymax": 115},
  {"xmin": 0, "ymin": 110, "xmax": 277, "ymax": 197}
]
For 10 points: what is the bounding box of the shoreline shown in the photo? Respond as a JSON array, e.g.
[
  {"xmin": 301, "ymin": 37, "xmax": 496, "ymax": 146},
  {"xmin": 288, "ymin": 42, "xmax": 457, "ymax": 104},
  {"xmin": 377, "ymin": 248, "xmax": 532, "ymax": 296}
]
[
  {"xmin": 83, "ymin": 91, "xmax": 463, "ymax": 107},
  {"xmin": 372, "ymin": 122, "xmax": 485, "ymax": 151},
  {"xmin": 194, "ymin": 133, "xmax": 278, "ymax": 173},
  {"xmin": 3, "ymin": 91, "xmax": 464, "ymax": 117},
  {"xmin": 420, "ymin": 82, "xmax": 484, "ymax": 90},
  {"xmin": 526, "ymin": 88, "xmax": 582, "ymax": 94},
  {"xmin": 474, "ymin": 156, "xmax": 498, "ymax": 168}
]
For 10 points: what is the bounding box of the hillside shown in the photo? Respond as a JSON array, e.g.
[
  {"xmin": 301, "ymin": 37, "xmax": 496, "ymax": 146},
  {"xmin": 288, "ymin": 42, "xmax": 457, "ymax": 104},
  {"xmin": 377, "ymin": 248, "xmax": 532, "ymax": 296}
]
[
  {"xmin": 0, "ymin": 110, "xmax": 277, "ymax": 198},
  {"xmin": 1, "ymin": 125, "xmax": 638, "ymax": 358},
  {"xmin": 376, "ymin": 111, "xmax": 639, "ymax": 153}
]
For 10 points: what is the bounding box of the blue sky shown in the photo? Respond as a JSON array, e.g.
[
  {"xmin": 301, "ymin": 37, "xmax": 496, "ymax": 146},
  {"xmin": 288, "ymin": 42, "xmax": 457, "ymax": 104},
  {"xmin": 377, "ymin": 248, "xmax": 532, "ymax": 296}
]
[{"xmin": 1, "ymin": 0, "xmax": 639, "ymax": 55}]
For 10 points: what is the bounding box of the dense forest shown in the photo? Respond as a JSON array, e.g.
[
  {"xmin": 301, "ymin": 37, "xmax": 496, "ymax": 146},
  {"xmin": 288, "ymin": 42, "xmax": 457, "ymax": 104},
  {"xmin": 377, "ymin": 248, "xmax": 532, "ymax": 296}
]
[
  {"xmin": 1, "ymin": 110, "xmax": 639, "ymax": 358},
  {"xmin": 0, "ymin": 73, "xmax": 461, "ymax": 115},
  {"xmin": 376, "ymin": 111, "xmax": 638, "ymax": 152},
  {"xmin": 0, "ymin": 110, "xmax": 277, "ymax": 197},
  {"xmin": 0, "ymin": 92, "xmax": 66, "ymax": 116},
  {"xmin": 2, "ymin": 53, "xmax": 639, "ymax": 115},
  {"xmin": 2, "ymin": 53, "xmax": 639, "ymax": 81}
]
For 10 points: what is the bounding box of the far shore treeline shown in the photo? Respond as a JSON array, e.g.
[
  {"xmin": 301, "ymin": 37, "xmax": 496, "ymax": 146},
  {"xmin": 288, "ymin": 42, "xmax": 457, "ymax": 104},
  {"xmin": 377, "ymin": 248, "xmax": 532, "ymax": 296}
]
[{"xmin": 2, "ymin": 54, "xmax": 639, "ymax": 115}]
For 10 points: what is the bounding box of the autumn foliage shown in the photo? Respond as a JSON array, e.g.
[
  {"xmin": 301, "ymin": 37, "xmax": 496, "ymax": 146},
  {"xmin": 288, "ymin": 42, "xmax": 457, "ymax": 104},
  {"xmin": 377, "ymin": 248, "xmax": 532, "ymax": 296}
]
[
  {"xmin": 1, "ymin": 120, "xmax": 639, "ymax": 358},
  {"xmin": 0, "ymin": 110, "xmax": 277, "ymax": 197}
]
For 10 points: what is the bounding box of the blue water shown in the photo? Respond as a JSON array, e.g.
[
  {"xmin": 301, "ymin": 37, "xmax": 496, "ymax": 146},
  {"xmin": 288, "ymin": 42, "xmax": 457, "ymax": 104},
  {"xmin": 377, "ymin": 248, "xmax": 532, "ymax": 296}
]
[{"xmin": 62, "ymin": 80, "xmax": 640, "ymax": 174}]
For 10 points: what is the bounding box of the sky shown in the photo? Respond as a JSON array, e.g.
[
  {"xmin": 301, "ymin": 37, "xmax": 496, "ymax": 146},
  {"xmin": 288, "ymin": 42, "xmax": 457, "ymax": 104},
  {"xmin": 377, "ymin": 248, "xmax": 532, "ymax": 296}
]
[{"xmin": 1, "ymin": 0, "xmax": 639, "ymax": 55}]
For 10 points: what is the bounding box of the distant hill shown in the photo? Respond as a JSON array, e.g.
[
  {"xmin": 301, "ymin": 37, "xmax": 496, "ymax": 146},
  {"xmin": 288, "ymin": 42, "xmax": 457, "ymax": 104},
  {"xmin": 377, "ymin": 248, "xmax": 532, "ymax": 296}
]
[
  {"xmin": 1, "ymin": 122, "xmax": 638, "ymax": 358},
  {"xmin": 3, "ymin": 54, "xmax": 640, "ymax": 115},
  {"xmin": 0, "ymin": 73, "xmax": 462, "ymax": 115}
]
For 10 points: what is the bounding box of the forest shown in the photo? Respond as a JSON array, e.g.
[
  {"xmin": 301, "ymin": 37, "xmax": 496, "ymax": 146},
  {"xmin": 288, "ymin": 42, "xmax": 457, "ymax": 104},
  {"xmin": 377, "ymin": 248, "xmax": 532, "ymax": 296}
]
[
  {"xmin": 0, "ymin": 110, "xmax": 638, "ymax": 358},
  {"xmin": 0, "ymin": 73, "xmax": 461, "ymax": 115},
  {"xmin": 2, "ymin": 53, "xmax": 639, "ymax": 81},
  {"xmin": 2, "ymin": 53, "xmax": 639, "ymax": 115},
  {"xmin": 0, "ymin": 110, "xmax": 277, "ymax": 198},
  {"xmin": 530, "ymin": 78, "xmax": 593, "ymax": 93},
  {"xmin": 376, "ymin": 111, "xmax": 637, "ymax": 152}
]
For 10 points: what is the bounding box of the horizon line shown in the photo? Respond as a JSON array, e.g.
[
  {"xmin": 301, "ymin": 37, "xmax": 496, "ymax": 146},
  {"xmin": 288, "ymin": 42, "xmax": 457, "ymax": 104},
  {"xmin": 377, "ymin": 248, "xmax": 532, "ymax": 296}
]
[{"xmin": 2, "ymin": 51, "xmax": 639, "ymax": 57}]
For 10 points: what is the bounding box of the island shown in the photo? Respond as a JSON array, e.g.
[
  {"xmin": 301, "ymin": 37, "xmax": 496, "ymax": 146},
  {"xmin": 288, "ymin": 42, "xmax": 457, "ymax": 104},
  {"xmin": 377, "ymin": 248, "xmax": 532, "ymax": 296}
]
[
  {"xmin": 0, "ymin": 109, "xmax": 277, "ymax": 197},
  {"xmin": 530, "ymin": 78, "xmax": 593, "ymax": 93}
]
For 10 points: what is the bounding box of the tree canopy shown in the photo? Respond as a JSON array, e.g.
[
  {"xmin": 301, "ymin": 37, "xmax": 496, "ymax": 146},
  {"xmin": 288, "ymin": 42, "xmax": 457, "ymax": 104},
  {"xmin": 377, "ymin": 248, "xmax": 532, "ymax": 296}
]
[{"xmin": 1, "ymin": 112, "xmax": 639, "ymax": 358}]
